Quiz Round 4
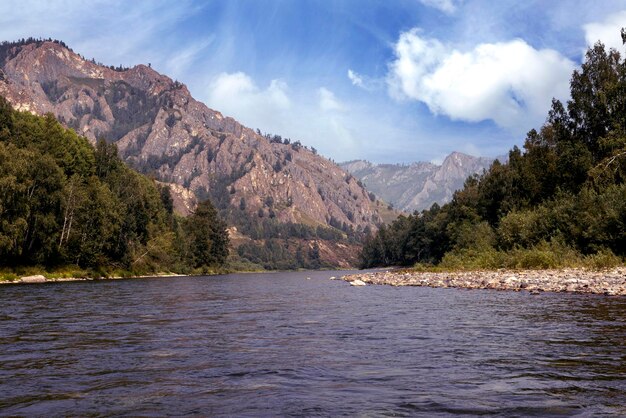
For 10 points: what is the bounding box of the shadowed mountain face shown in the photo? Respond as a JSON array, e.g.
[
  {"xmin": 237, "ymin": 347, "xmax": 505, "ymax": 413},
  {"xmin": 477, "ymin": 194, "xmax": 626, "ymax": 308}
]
[
  {"xmin": 0, "ymin": 40, "xmax": 389, "ymax": 267},
  {"xmin": 341, "ymin": 152, "xmax": 496, "ymax": 213}
]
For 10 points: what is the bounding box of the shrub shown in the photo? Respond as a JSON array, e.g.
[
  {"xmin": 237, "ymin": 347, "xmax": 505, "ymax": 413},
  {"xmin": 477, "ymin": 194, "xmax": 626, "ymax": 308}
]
[
  {"xmin": 513, "ymin": 246, "xmax": 558, "ymax": 269},
  {"xmin": 497, "ymin": 206, "xmax": 554, "ymax": 250},
  {"xmin": 0, "ymin": 271, "xmax": 19, "ymax": 282},
  {"xmin": 440, "ymin": 247, "xmax": 505, "ymax": 270},
  {"xmin": 583, "ymin": 249, "xmax": 623, "ymax": 270},
  {"xmin": 438, "ymin": 239, "xmax": 589, "ymax": 270}
]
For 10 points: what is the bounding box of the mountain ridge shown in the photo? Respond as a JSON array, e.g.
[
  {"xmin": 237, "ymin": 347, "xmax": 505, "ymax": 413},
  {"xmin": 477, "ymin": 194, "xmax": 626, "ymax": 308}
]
[
  {"xmin": 0, "ymin": 39, "xmax": 387, "ymax": 267},
  {"xmin": 340, "ymin": 152, "xmax": 497, "ymax": 213}
]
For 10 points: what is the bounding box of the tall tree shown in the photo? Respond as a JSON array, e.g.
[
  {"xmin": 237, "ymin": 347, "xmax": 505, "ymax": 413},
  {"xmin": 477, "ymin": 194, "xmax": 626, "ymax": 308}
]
[{"xmin": 184, "ymin": 199, "xmax": 229, "ymax": 268}]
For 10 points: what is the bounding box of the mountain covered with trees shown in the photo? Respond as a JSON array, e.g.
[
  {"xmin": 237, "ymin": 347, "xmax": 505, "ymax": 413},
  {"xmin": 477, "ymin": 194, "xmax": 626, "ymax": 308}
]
[
  {"xmin": 0, "ymin": 39, "xmax": 389, "ymax": 268},
  {"xmin": 361, "ymin": 37, "xmax": 626, "ymax": 269},
  {"xmin": 340, "ymin": 152, "xmax": 495, "ymax": 213},
  {"xmin": 0, "ymin": 95, "xmax": 228, "ymax": 275}
]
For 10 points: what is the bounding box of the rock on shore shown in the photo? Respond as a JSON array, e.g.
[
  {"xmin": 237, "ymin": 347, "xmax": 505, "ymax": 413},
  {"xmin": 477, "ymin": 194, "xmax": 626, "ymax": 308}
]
[
  {"xmin": 342, "ymin": 268, "xmax": 626, "ymax": 296},
  {"xmin": 20, "ymin": 275, "xmax": 47, "ymax": 283}
]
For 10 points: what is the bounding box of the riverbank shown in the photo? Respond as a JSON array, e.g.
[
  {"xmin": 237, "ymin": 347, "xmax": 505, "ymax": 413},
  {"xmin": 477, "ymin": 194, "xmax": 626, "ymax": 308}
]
[
  {"xmin": 0, "ymin": 273, "xmax": 191, "ymax": 285},
  {"xmin": 342, "ymin": 267, "xmax": 626, "ymax": 296},
  {"xmin": 0, "ymin": 266, "xmax": 345, "ymax": 285},
  {"xmin": 0, "ymin": 258, "xmax": 269, "ymax": 285}
]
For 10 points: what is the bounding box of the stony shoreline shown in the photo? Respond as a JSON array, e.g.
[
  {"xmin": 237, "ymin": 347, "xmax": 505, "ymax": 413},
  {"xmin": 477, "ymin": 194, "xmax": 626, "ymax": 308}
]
[
  {"xmin": 342, "ymin": 268, "xmax": 626, "ymax": 296},
  {"xmin": 1, "ymin": 273, "xmax": 188, "ymax": 285}
]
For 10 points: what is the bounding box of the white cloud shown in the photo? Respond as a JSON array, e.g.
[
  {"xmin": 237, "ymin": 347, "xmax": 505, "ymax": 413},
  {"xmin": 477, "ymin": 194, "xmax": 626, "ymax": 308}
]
[
  {"xmin": 583, "ymin": 10, "xmax": 626, "ymax": 53},
  {"xmin": 204, "ymin": 72, "xmax": 364, "ymax": 158},
  {"xmin": 318, "ymin": 87, "xmax": 343, "ymax": 112},
  {"xmin": 207, "ymin": 72, "xmax": 290, "ymax": 110},
  {"xmin": 419, "ymin": 0, "xmax": 459, "ymax": 14},
  {"xmin": 209, "ymin": 72, "xmax": 256, "ymax": 99},
  {"xmin": 347, "ymin": 69, "xmax": 384, "ymax": 91},
  {"xmin": 387, "ymin": 28, "xmax": 575, "ymax": 132},
  {"xmin": 266, "ymin": 80, "xmax": 291, "ymax": 109},
  {"xmin": 348, "ymin": 69, "xmax": 365, "ymax": 87},
  {"xmin": 206, "ymin": 72, "xmax": 291, "ymax": 129}
]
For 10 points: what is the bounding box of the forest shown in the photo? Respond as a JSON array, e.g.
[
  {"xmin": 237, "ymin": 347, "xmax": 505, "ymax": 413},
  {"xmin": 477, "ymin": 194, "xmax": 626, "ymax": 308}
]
[
  {"xmin": 360, "ymin": 37, "xmax": 626, "ymax": 270},
  {"xmin": 0, "ymin": 96, "xmax": 229, "ymax": 277}
]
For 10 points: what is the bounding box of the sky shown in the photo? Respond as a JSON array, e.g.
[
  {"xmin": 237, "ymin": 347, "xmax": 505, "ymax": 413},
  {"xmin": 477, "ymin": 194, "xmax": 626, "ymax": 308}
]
[{"xmin": 1, "ymin": 0, "xmax": 626, "ymax": 163}]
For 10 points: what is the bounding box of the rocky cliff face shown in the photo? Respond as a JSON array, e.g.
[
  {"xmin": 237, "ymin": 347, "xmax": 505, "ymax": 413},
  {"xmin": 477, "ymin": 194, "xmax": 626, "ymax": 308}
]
[
  {"xmin": 341, "ymin": 152, "xmax": 495, "ymax": 213},
  {"xmin": 0, "ymin": 40, "xmax": 383, "ymax": 226},
  {"xmin": 0, "ymin": 39, "xmax": 387, "ymax": 267}
]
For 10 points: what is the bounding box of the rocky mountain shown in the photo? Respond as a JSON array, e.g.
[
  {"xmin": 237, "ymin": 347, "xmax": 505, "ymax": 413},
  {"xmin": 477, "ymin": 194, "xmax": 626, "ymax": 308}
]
[
  {"xmin": 340, "ymin": 152, "xmax": 496, "ymax": 213},
  {"xmin": 0, "ymin": 39, "xmax": 387, "ymax": 267}
]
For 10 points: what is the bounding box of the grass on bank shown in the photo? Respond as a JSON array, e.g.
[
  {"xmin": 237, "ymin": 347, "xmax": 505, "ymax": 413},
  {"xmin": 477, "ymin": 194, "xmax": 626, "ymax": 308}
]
[
  {"xmin": 408, "ymin": 241, "xmax": 623, "ymax": 273},
  {"xmin": 0, "ymin": 255, "xmax": 268, "ymax": 283},
  {"xmin": 0, "ymin": 265, "xmax": 88, "ymax": 282}
]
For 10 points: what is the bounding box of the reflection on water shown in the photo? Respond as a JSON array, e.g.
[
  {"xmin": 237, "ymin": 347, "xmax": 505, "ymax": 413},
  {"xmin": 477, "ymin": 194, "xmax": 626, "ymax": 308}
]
[{"xmin": 1, "ymin": 270, "xmax": 625, "ymax": 416}]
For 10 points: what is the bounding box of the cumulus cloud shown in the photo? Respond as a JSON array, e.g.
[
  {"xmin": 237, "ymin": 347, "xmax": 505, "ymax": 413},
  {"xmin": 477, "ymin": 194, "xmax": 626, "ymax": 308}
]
[
  {"xmin": 204, "ymin": 72, "xmax": 363, "ymax": 158},
  {"xmin": 387, "ymin": 29, "xmax": 575, "ymax": 132},
  {"xmin": 209, "ymin": 72, "xmax": 255, "ymax": 99},
  {"xmin": 207, "ymin": 72, "xmax": 290, "ymax": 116},
  {"xmin": 266, "ymin": 80, "xmax": 291, "ymax": 108},
  {"xmin": 206, "ymin": 72, "xmax": 294, "ymax": 137},
  {"xmin": 583, "ymin": 10, "xmax": 626, "ymax": 53}
]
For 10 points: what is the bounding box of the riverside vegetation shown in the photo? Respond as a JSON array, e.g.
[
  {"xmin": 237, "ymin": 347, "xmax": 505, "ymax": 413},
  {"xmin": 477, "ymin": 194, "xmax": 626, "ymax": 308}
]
[
  {"xmin": 0, "ymin": 96, "xmax": 229, "ymax": 281},
  {"xmin": 360, "ymin": 35, "xmax": 626, "ymax": 271},
  {"xmin": 0, "ymin": 38, "xmax": 387, "ymax": 270}
]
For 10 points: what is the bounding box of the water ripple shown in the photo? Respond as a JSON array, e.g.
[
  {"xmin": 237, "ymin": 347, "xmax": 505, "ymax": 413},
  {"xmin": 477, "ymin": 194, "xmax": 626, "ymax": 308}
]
[{"xmin": 1, "ymin": 270, "xmax": 625, "ymax": 416}]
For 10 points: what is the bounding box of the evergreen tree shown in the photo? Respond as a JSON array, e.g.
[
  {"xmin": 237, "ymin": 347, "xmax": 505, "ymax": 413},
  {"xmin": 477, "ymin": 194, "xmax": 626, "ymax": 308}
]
[
  {"xmin": 184, "ymin": 199, "xmax": 229, "ymax": 268},
  {"xmin": 360, "ymin": 31, "xmax": 626, "ymax": 268},
  {"xmin": 0, "ymin": 95, "xmax": 229, "ymax": 274}
]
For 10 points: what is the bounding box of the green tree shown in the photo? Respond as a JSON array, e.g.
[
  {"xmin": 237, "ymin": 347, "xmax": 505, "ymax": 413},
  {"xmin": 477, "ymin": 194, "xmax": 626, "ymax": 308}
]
[
  {"xmin": 66, "ymin": 177, "xmax": 121, "ymax": 267},
  {"xmin": 0, "ymin": 95, "xmax": 13, "ymax": 140},
  {"xmin": 0, "ymin": 93, "xmax": 230, "ymax": 273},
  {"xmin": 359, "ymin": 30, "xmax": 626, "ymax": 268},
  {"xmin": 0, "ymin": 142, "xmax": 29, "ymax": 263},
  {"xmin": 184, "ymin": 199, "xmax": 229, "ymax": 268},
  {"xmin": 20, "ymin": 152, "xmax": 64, "ymax": 265}
]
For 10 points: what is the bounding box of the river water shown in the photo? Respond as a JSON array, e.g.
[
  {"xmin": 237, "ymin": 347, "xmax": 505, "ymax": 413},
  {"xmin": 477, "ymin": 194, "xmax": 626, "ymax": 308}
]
[{"xmin": 1, "ymin": 270, "xmax": 625, "ymax": 416}]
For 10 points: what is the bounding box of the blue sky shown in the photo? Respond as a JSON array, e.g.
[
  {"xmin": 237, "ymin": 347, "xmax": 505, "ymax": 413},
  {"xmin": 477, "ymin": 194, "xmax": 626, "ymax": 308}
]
[{"xmin": 1, "ymin": 0, "xmax": 626, "ymax": 163}]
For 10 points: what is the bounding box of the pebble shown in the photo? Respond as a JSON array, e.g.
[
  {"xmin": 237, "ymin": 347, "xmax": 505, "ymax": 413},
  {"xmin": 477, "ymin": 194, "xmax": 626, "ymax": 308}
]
[{"xmin": 342, "ymin": 268, "xmax": 626, "ymax": 296}]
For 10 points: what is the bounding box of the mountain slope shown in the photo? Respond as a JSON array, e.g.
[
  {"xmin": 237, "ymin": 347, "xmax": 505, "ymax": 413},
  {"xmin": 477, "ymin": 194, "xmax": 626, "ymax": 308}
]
[
  {"xmin": 340, "ymin": 152, "xmax": 495, "ymax": 213},
  {"xmin": 0, "ymin": 39, "xmax": 386, "ymax": 266},
  {"xmin": 0, "ymin": 94, "xmax": 229, "ymax": 273}
]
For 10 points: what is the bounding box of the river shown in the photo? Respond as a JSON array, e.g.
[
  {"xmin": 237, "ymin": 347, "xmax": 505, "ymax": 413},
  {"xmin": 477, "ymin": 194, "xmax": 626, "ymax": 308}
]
[{"xmin": 1, "ymin": 270, "xmax": 625, "ymax": 416}]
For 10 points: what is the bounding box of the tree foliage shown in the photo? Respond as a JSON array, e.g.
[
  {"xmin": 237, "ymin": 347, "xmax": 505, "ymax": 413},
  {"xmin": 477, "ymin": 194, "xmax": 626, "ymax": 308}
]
[
  {"xmin": 361, "ymin": 34, "xmax": 626, "ymax": 268},
  {"xmin": 0, "ymin": 96, "xmax": 228, "ymax": 274}
]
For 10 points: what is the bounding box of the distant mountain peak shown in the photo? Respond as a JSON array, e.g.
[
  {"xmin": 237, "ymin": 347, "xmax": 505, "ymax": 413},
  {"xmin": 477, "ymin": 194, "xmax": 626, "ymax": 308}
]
[{"xmin": 340, "ymin": 152, "xmax": 494, "ymax": 212}]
